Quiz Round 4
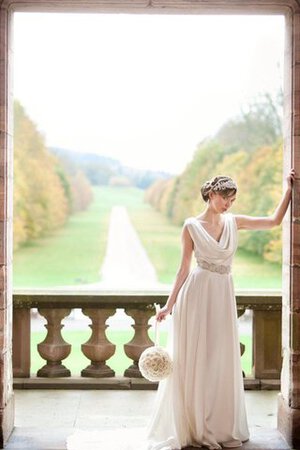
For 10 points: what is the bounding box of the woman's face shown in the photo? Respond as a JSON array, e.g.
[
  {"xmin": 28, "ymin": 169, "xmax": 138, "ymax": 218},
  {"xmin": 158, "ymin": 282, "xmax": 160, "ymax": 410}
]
[{"xmin": 209, "ymin": 191, "xmax": 236, "ymax": 213}]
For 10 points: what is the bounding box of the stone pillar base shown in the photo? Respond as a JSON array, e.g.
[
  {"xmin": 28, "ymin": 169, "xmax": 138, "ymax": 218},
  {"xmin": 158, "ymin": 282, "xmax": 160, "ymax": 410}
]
[
  {"xmin": 81, "ymin": 363, "xmax": 115, "ymax": 378},
  {"xmin": 124, "ymin": 363, "xmax": 143, "ymax": 378},
  {"xmin": 0, "ymin": 394, "xmax": 14, "ymax": 448},
  {"xmin": 278, "ymin": 393, "xmax": 300, "ymax": 448},
  {"xmin": 37, "ymin": 363, "xmax": 71, "ymax": 378}
]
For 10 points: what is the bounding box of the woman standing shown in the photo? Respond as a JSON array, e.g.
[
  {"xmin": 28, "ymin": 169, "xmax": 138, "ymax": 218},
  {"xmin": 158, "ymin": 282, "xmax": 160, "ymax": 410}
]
[{"xmin": 145, "ymin": 169, "xmax": 295, "ymax": 450}]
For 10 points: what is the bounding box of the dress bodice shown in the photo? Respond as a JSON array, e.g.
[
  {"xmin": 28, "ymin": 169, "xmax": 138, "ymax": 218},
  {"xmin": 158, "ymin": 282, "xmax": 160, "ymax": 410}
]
[{"xmin": 184, "ymin": 213, "xmax": 238, "ymax": 268}]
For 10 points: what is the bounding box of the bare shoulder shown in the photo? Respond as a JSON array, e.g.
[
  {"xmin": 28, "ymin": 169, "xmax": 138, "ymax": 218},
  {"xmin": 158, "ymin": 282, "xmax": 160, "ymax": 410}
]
[
  {"xmin": 183, "ymin": 217, "xmax": 194, "ymax": 225},
  {"xmin": 180, "ymin": 221, "xmax": 194, "ymax": 253},
  {"xmin": 182, "ymin": 219, "xmax": 193, "ymax": 237},
  {"xmin": 231, "ymin": 214, "xmax": 276, "ymax": 231}
]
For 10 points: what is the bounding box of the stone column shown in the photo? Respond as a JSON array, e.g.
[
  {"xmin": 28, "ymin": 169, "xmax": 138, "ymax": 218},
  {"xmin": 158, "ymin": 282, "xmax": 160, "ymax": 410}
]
[
  {"xmin": 81, "ymin": 308, "xmax": 116, "ymax": 377},
  {"xmin": 124, "ymin": 307, "xmax": 154, "ymax": 377},
  {"xmin": 0, "ymin": 4, "xmax": 14, "ymax": 447},
  {"xmin": 252, "ymin": 308, "xmax": 281, "ymax": 380},
  {"xmin": 278, "ymin": 11, "xmax": 300, "ymax": 448},
  {"xmin": 237, "ymin": 307, "xmax": 246, "ymax": 377},
  {"xmin": 12, "ymin": 308, "xmax": 30, "ymax": 377},
  {"xmin": 37, "ymin": 308, "xmax": 72, "ymax": 377}
]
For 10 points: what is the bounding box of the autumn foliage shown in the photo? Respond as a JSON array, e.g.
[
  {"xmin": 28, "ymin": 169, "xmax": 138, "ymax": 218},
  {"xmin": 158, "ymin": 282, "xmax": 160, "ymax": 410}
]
[
  {"xmin": 145, "ymin": 94, "xmax": 284, "ymax": 263},
  {"xmin": 13, "ymin": 101, "xmax": 92, "ymax": 250}
]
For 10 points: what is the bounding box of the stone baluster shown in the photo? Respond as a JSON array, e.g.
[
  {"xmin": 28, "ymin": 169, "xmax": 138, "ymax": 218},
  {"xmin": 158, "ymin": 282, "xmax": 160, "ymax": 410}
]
[
  {"xmin": 252, "ymin": 306, "xmax": 282, "ymax": 382},
  {"xmin": 81, "ymin": 308, "xmax": 116, "ymax": 377},
  {"xmin": 124, "ymin": 306, "xmax": 155, "ymax": 377},
  {"xmin": 37, "ymin": 308, "xmax": 71, "ymax": 377},
  {"xmin": 13, "ymin": 308, "xmax": 30, "ymax": 377},
  {"xmin": 237, "ymin": 306, "xmax": 247, "ymax": 378}
]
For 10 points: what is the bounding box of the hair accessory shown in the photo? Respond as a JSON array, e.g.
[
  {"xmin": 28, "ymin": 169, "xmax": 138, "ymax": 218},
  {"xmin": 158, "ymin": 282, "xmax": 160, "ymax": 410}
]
[{"xmin": 211, "ymin": 179, "xmax": 237, "ymax": 191}]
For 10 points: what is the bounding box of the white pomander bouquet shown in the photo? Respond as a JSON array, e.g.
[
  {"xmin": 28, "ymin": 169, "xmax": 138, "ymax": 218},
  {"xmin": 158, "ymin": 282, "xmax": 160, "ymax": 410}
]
[{"xmin": 138, "ymin": 304, "xmax": 173, "ymax": 382}]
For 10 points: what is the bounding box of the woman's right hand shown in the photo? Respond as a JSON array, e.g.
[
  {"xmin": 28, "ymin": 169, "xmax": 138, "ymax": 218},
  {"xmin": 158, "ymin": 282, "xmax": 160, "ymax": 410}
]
[{"xmin": 156, "ymin": 305, "xmax": 172, "ymax": 322}]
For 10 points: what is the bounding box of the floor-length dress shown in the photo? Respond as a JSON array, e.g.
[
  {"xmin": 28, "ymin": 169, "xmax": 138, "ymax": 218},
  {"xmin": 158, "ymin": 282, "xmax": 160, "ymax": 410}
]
[
  {"xmin": 66, "ymin": 212, "xmax": 250, "ymax": 450},
  {"xmin": 145, "ymin": 212, "xmax": 250, "ymax": 450}
]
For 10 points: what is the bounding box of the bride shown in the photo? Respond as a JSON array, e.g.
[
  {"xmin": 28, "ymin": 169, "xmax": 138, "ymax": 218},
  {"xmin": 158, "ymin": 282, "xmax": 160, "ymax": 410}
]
[{"xmin": 67, "ymin": 168, "xmax": 295, "ymax": 450}]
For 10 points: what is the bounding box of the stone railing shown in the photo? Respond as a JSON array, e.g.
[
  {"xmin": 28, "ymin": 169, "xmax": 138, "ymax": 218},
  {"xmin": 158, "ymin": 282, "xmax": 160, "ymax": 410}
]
[{"xmin": 12, "ymin": 289, "xmax": 282, "ymax": 389}]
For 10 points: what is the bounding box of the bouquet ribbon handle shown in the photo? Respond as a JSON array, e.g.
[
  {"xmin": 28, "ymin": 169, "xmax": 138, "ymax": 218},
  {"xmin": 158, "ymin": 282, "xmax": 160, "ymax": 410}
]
[{"xmin": 154, "ymin": 303, "xmax": 161, "ymax": 347}]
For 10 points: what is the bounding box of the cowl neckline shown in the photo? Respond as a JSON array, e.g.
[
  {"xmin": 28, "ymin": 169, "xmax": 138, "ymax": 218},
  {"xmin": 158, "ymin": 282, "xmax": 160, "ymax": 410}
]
[
  {"xmin": 185, "ymin": 213, "xmax": 237, "ymax": 265},
  {"xmin": 193, "ymin": 214, "xmax": 228, "ymax": 246}
]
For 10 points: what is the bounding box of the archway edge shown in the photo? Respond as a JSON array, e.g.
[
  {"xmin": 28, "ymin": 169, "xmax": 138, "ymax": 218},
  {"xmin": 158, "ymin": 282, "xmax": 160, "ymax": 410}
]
[{"xmin": 0, "ymin": 0, "xmax": 300, "ymax": 13}]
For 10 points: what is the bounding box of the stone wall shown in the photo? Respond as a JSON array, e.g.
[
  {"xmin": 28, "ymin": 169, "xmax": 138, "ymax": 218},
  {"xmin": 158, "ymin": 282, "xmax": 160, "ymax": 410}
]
[
  {"xmin": 0, "ymin": 3, "xmax": 14, "ymax": 448},
  {"xmin": 278, "ymin": 8, "xmax": 300, "ymax": 448}
]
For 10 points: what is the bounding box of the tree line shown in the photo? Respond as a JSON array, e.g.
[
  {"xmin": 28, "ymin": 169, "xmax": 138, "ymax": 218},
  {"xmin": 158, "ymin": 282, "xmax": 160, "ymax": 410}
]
[
  {"xmin": 145, "ymin": 93, "xmax": 284, "ymax": 263},
  {"xmin": 50, "ymin": 147, "xmax": 171, "ymax": 189},
  {"xmin": 14, "ymin": 101, "xmax": 93, "ymax": 250}
]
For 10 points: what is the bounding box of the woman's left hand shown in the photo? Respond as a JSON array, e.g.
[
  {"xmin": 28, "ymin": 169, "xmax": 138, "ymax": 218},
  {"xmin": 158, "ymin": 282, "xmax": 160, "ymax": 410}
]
[{"xmin": 287, "ymin": 168, "xmax": 296, "ymax": 189}]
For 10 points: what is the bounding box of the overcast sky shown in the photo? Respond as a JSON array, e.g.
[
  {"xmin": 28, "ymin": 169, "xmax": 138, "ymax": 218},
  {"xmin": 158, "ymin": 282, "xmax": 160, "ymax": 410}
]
[{"xmin": 13, "ymin": 13, "xmax": 284, "ymax": 174}]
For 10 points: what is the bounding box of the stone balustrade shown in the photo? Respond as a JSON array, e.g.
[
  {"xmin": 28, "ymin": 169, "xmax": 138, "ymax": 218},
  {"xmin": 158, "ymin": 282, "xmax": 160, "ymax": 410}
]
[{"xmin": 12, "ymin": 289, "xmax": 282, "ymax": 389}]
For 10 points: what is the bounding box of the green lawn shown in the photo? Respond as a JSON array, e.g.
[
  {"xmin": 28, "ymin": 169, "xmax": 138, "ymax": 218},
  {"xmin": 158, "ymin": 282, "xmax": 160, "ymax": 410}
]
[
  {"xmin": 31, "ymin": 330, "xmax": 252, "ymax": 377},
  {"xmin": 233, "ymin": 248, "xmax": 282, "ymax": 289},
  {"xmin": 13, "ymin": 185, "xmax": 282, "ymax": 289},
  {"xmin": 13, "ymin": 186, "xmax": 143, "ymax": 288},
  {"xmin": 126, "ymin": 196, "xmax": 282, "ymax": 289}
]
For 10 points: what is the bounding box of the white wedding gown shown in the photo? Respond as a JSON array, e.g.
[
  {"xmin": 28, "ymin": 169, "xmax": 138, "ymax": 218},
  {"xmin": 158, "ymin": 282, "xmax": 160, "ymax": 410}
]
[{"xmin": 67, "ymin": 212, "xmax": 250, "ymax": 450}]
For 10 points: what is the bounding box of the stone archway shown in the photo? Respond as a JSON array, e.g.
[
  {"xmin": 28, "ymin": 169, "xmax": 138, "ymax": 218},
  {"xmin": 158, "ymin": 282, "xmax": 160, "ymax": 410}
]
[{"xmin": 0, "ymin": 0, "xmax": 300, "ymax": 448}]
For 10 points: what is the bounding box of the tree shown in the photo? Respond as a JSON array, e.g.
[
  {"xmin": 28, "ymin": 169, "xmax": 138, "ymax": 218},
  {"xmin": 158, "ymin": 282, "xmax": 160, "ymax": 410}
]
[
  {"xmin": 216, "ymin": 93, "xmax": 282, "ymax": 153},
  {"xmin": 145, "ymin": 92, "xmax": 284, "ymax": 262},
  {"xmin": 13, "ymin": 100, "xmax": 70, "ymax": 249}
]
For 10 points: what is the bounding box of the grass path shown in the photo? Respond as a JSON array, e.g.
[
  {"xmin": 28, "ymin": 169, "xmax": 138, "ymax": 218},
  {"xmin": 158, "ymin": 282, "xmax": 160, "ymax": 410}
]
[
  {"xmin": 13, "ymin": 186, "xmax": 148, "ymax": 288},
  {"xmin": 100, "ymin": 206, "xmax": 158, "ymax": 288},
  {"xmin": 13, "ymin": 185, "xmax": 282, "ymax": 289}
]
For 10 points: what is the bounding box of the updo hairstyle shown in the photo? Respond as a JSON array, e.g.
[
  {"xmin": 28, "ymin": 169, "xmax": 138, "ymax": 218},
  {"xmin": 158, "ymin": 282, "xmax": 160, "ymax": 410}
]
[{"xmin": 200, "ymin": 175, "xmax": 237, "ymax": 203}]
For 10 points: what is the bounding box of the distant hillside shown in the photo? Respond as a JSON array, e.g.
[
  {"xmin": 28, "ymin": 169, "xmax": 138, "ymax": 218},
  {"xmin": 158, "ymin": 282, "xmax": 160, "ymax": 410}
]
[{"xmin": 49, "ymin": 147, "xmax": 172, "ymax": 189}]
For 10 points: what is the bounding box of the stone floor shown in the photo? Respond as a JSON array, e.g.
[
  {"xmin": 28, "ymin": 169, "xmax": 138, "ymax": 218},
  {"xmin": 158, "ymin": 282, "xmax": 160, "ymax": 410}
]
[{"xmin": 6, "ymin": 390, "xmax": 292, "ymax": 449}]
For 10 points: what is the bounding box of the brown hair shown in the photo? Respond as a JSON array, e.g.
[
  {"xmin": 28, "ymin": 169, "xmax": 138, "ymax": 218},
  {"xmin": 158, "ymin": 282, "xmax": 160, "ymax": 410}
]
[{"xmin": 200, "ymin": 175, "xmax": 237, "ymax": 203}]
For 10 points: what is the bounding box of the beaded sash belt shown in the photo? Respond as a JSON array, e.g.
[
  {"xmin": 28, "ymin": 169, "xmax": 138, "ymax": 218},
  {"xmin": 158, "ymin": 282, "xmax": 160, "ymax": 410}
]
[{"xmin": 197, "ymin": 259, "xmax": 231, "ymax": 275}]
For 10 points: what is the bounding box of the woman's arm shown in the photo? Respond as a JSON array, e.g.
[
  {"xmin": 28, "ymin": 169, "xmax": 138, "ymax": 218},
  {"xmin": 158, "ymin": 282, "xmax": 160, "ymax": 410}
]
[
  {"xmin": 235, "ymin": 168, "xmax": 295, "ymax": 231},
  {"xmin": 156, "ymin": 224, "xmax": 194, "ymax": 322}
]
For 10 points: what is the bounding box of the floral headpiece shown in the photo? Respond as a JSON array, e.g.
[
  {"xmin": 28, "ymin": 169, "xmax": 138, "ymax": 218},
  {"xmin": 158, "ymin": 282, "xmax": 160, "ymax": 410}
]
[{"xmin": 211, "ymin": 179, "xmax": 237, "ymax": 191}]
